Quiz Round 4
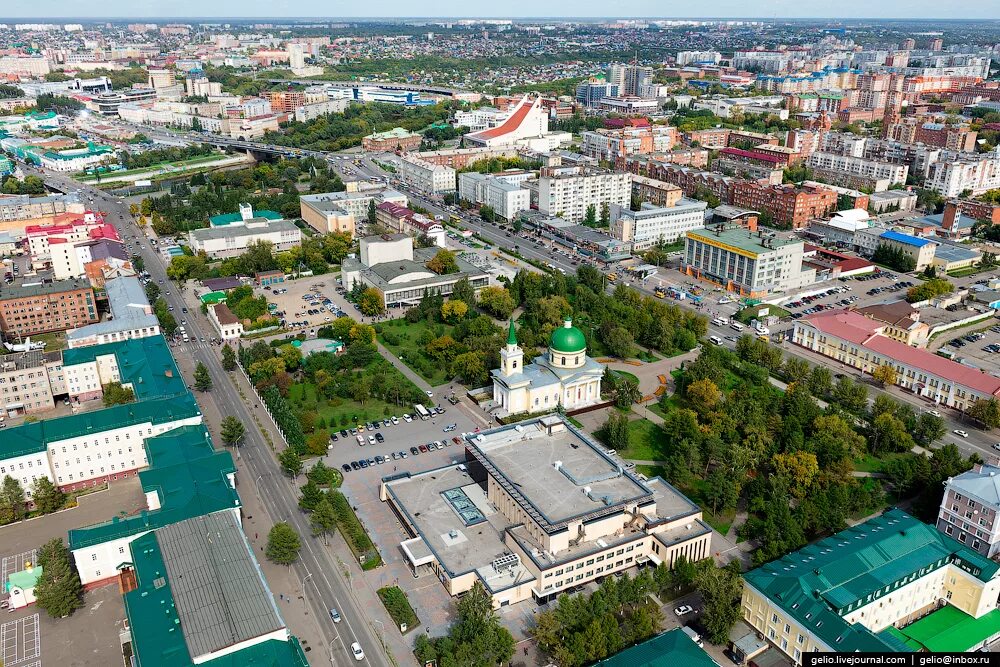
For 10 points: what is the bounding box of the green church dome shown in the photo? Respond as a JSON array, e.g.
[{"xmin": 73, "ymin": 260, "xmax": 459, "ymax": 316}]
[{"xmin": 550, "ymin": 319, "xmax": 586, "ymax": 353}]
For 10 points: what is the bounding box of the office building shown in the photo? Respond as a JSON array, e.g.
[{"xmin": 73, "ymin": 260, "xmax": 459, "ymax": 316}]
[
  {"xmin": 341, "ymin": 234, "xmax": 489, "ymax": 308},
  {"xmin": 537, "ymin": 166, "xmax": 631, "ymax": 223},
  {"xmin": 0, "ymin": 349, "xmax": 64, "ymax": 416},
  {"xmin": 374, "ymin": 202, "xmax": 447, "ymax": 247},
  {"xmin": 188, "ymin": 205, "xmax": 301, "ymax": 259},
  {"xmin": 852, "ymin": 300, "xmax": 930, "ymax": 347},
  {"xmin": 399, "ymin": 154, "xmax": 457, "ymax": 194},
  {"xmin": 682, "ymin": 224, "xmax": 816, "ymax": 297},
  {"xmin": 876, "ymin": 230, "xmax": 936, "ymax": 271},
  {"xmin": 937, "ymin": 464, "xmax": 1000, "ymax": 558},
  {"xmin": 67, "ymin": 277, "xmax": 160, "ymax": 349},
  {"xmin": 361, "ymin": 127, "xmax": 423, "ymax": 152},
  {"xmin": 742, "ymin": 508, "xmax": 1000, "ymax": 662},
  {"xmin": 730, "ymin": 183, "xmax": 838, "ymax": 230},
  {"xmin": 610, "ymin": 200, "xmax": 707, "ymax": 250},
  {"xmin": 793, "ymin": 309, "xmax": 1000, "ymax": 411},
  {"xmin": 381, "ymin": 414, "xmax": 711, "ymax": 606},
  {"xmin": 575, "ymin": 78, "xmax": 619, "ymax": 108},
  {"xmin": 61, "ymin": 334, "xmax": 186, "ymax": 405},
  {"xmin": 299, "ymin": 188, "xmax": 408, "ymax": 236},
  {"xmin": 0, "ymin": 279, "xmax": 97, "ymax": 336}
]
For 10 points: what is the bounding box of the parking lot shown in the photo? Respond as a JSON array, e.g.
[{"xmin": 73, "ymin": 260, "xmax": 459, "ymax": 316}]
[
  {"xmin": 247, "ymin": 276, "xmax": 346, "ymax": 332},
  {"xmin": 1, "ymin": 614, "xmax": 39, "ymax": 667},
  {"xmin": 1, "ymin": 550, "xmax": 37, "ymax": 592},
  {"xmin": 938, "ymin": 321, "xmax": 1000, "ymax": 369}
]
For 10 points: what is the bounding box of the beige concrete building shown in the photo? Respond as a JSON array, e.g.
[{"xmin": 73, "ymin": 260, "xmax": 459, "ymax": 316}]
[
  {"xmin": 0, "ymin": 349, "xmax": 64, "ymax": 416},
  {"xmin": 381, "ymin": 414, "xmax": 712, "ymax": 607}
]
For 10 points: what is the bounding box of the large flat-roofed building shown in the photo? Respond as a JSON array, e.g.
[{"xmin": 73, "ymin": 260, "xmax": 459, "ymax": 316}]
[
  {"xmin": 399, "ymin": 154, "xmax": 457, "ymax": 194},
  {"xmin": 61, "ymin": 334, "xmax": 186, "ymax": 404},
  {"xmin": 742, "ymin": 508, "xmax": 1000, "ymax": 662},
  {"xmin": 0, "ymin": 193, "xmax": 85, "ymax": 226},
  {"xmin": 362, "ymin": 126, "xmax": 423, "ymax": 152},
  {"xmin": 537, "ymin": 166, "xmax": 631, "ymax": 223},
  {"xmin": 610, "ymin": 199, "xmax": 707, "ymax": 250},
  {"xmin": 0, "ymin": 278, "xmax": 98, "ymax": 336},
  {"xmin": 877, "ymin": 230, "xmax": 937, "ymax": 271},
  {"xmin": 0, "ymin": 349, "xmax": 65, "ymax": 416},
  {"xmin": 380, "ymin": 414, "xmax": 712, "ymax": 606},
  {"xmin": 457, "ymin": 172, "xmax": 531, "ymax": 222},
  {"xmin": 465, "ymin": 96, "xmax": 549, "ymax": 148},
  {"xmin": 122, "ymin": 512, "xmax": 308, "ymax": 667},
  {"xmin": 341, "ymin": 234, "xmax": 489, "ymax": 308},
  {"xmin": 188, "ymin": 205, "xmax": 301, "ymax": 259},
  {"xmin": 792, "ymin": 309, "xmax": 1000, "ymax": 411},
  {"xmin": 299, "ymin": 188, "xmax": 408, "ymax": 236},
  {"xmin": 66, "ymin": 276, "xmax": 160, "ymax": 348},
  {"xmin": 682, "ymin": 224, "xmax": 816, "ymax": 297}
]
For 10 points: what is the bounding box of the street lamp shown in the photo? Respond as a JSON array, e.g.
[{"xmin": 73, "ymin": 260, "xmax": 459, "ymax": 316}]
[{"xmin": 299, "ymin": 571, "xmax": 312, "ymax": 598}]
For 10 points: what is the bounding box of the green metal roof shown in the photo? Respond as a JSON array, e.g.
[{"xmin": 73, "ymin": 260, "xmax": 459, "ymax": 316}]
[
  {"xmin": 68, "ymin": 426, "xmax": 237, "ymax": 550},
  {"xmin": 5, "ymin": 566, "xmax": 42, "ymax": 593},
  {"xmin": 594, "ymin": 628, "xmax": 719, "ymax": 667},
  {"xmin": 199, "ymin": 291, "xmax": 227, "ymax": 304},
  {"xmin": 895, "ymin": 605, "xmax": 1000, "ymax": 652},
  {"xmin": 1, "ymin": 393, "xmax": 201, "ymax": 461},
  {"xmin": 62, "ymin": 335, "xmax": 186, "ymax": 402},
  {"xmin": 550, "ymin": 319, "xmax": 586, "ymax": 353},
  {"xmin": 743, "ymin": 508, "xmax": 998, "ymax": 653},
  {"xmin": 878, "ymin": 626, "xmax": 923, "ymax": 652},
  {"xmin": 123, "ymin": 520, "xmax": 308, "ymax": 667},
  {"xmin": 209, "ymin": 210, "xmax": 282, "ymax": 226}
]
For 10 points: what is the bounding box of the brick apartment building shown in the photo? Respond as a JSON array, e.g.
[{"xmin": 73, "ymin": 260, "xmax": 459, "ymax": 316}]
[
  {"xmin": 731, "ymin": 182, "xmax": 837, "ymax": 228},
  {"xmin": 0, "ymin": 280, "xmax": 98, "ymax": 336},
  {"xmin": 264, "ymin": 91, "xmax": 305, "ymax": 113},
  {"xmin": 886, "ymin": 116, "xmax": 978, "ymax": 151},
  {"xmin": 946, "ymin": 199, "xmax": 1000, "ymax": 226},
  {"xmin": 639, "ymin": 164, "xmax": 738, "ymax": 207}
]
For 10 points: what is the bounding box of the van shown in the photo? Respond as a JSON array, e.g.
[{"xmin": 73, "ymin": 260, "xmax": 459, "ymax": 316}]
[
  {"xmin": 729, "ymin": 322, "xmax": 745, "ymax": 332},
  {"xmin": 712, "ymin": 316, "xmax": 728, "ymax": 327},
  {"xmin": 356, "ymin": 435, "xmax": 365, "ymax": 446},
  {"xmin": 755, "ymin": 325, "xmax": 770, "ymax": 336},
  {"xmin": 709, "ymin": 335, "xmax": 723, "ymax": 346}
]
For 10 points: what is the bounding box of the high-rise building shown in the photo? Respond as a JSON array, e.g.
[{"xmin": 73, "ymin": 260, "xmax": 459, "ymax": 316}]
[
  {"xmin": 288, "ymin": 42, "xmax": 306, "ymax": 70},
  {"xmin": 930, "ymin": 37, "xmax": 944, "ymax": 51},
  {"xmin": 537, "ymin": 166, "xmax": 631, "ymax": 222},
  {"xmin": 901, "ymin": 37, "xmax": 916, "ymax": 50},
  {"xmin": 146, "ymin": 68, "xmax": 176, "ymax": 90}
]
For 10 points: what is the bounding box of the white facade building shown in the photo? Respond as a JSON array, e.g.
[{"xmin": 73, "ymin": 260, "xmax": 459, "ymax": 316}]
[
  {"xmin": 926, "ymin": 151, "xmax": 1000, "ymax": 197},
  {"xmin": 457, "ymin": 171, "xmax": 532, "ymax": 222},
  {"xmin": 807, "ymin": 152, "xmax": 909, "ymax": 185},
  {"xmin": 537, "ymin": 167, "xmax": 631, "ymax": 222},
  {"xmin": 610, "ymin": 199, "xmax": 707, "ymax": 250},
  {"xmin": 399, "ymin": 155, "xmax": 457, "ymax": 194}
]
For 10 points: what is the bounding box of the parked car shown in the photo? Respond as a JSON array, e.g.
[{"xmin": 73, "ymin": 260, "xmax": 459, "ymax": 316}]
[
  {"xmin": 674, "ymin": 605, "xmax": 694, "ymax": 616},
  {"xmin": 410, "ymin": 446, "xmax": 420, "ymax": 456},
  {"xmin": 954, "ymin": 430, "xmax": 969, "ymax": 438},
  {"xmin": 341, "ymin": 464, "xmax": 351, "ymax": 473}
]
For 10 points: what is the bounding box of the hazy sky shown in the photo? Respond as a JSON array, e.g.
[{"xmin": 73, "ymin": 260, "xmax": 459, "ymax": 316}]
[{"xmin": 2, "ymin": 0, "xmax": 999, "ymax": 20}]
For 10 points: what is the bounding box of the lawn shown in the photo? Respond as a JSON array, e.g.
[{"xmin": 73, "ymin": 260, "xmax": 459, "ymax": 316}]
[
  {"xmin": 734, "ymin": 304, "xmax": 791, "ymax": 325},
  {"xmin": 853, "ymin": 452, "xmax": 907, "ymax": 474},
  {"xmin": 76, "ymin": 153, "xmax": 236, "ymax": 182},
  {"xmin": 289, "ymin": 378, "xmax": 418, "ymax": 429},
  {"xmin": 377, "ymin": 586, "xmax": 419, "ymax": 633},
  {"xmin": 377, "ymin": 318, "xmax": 455, "ymax": 387},
  {"xmin": 619, "ymin": 418, "xmax": 669, "ymax": 462},
  {"xmin": 32, "ymin": 330, "xmax": 68, "ymax": 352}
]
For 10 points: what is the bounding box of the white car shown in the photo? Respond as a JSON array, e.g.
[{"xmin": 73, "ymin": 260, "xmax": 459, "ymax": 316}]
[
  {"xmin": 925, "ymin": 409, "xmax": 941, "ymax": 417},
  {"xmin": 403, "ymin": 414, "xmax": 413, "ymax": 423},
  {"xmin": 351, "ymin": 642, "xmax": 365, "ymax": 661},
  {"xmin": 674, "ymin": 605, "xmax": 694, "ymax": 616},
  {"xmin": 368, "ymin": 435, "xmax": 376, "ymax": 445},
  {"xmin": 425, "ymin": 390, "xmax": 433, "ymax": 397},
  {"xmin": 954, "ymin": 430, "xmax": 969, "ymax": 438}
]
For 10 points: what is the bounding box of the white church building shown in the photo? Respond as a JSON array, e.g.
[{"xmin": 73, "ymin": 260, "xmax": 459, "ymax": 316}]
[{"xmin": 491, "ymin": 318, "xmax": 604, "ymax": 417}]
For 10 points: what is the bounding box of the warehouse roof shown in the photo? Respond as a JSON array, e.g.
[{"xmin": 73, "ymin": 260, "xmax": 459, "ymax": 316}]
[{"xmin": 879, "ymin": 230, "xmax": 933, "ymax": 248}]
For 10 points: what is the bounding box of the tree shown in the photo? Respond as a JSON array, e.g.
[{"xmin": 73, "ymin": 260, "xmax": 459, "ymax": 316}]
[
  {"xmin": 477, "ymin": 286, "xmax": 515, "ymax": 319},
  {"xmin": 265, "ymin": 522, "xmax": 301, "ymax": 566},
  {"xmin": 906, "ymin": 278, "xmax": 954, "ymax": 303},
  {"xmin": 102, "ymin": 381, "xmax": 136, "ymax": 407},
  {"xmin": 614, "ymin": 376, "xmax": 642, "ymax": 409},
  {"xmin": 697, "ymin": 562, "xmax": 743, "ymax": 645},
  {"xmin": 441, "ymin": 299, "xmax": 468, "ymax": 323},
  {"xmin": 311, "ymin": 494, "xmax": 337, "ymax": 545},
  {"xmin": 969, "ymin": 398, "xmax": 1000, "ymax": 428},
  {"xmin": 584, "ymin": 204, "xmax": 597, "ymax": 226},
  {"xmin": 278, "ymin": 448, "xmax": 303, "ymax": 478},
  {"xmin": 30, "ymin": 477, "xmax": 65, "ymax": 514},
  {"xmin": 871, "ymin": 364, "xmax": 897, "ymax": 387},
  {"xmin": 194, "ymin": 362, "xmax": 213, "ymax": 391},
  {"xmin": 602, "ymin": 410, "xmax": 631, "ymax": 450},
  {"xmin": 34, "ymin": 538, "xmax": 83, "ymax": 618},
  {"xmin": 807, "ymin": 365, "xmax": 832, "ymax": 397},
  {"xmin": 685, "ymin": 378, "xmax": 721, "ymax": 417},
  {"xmin": 833, "ymin": 376, "xmax": 868, "ymax": 412},
  {"xmin": 427, "ymin": 249, "xmax": 459, "ymax": 275},
  {"xmin": 913, "ymin": 413, "xmax": 946, "ymax": 447},
  {"xmin": 131, "ymin": 254, "xmax": 145, "ymax": 273},
  {"xmin": 220, "ymin": 416, "xmax": 245, "ymax": 448},
  {"xmin": 221, "ymin": 344, "xmax": 237, "ymax": 371},
  {"xmin": 772, "ymin": 451, "xmax": 819, "ymax": 498},
  {"xmin": 298, "ymin": 479, "xmax": 325, "ymax": 512},
  {"xmin": 358, "ymin": 287, "xmax": 385, "ymax": 315},
  {"xmin": 869, "ymin": 412, "xmax": 915, "ymax": 455},
  {"xmin": 703, "ymin": 468, "xmax": 740, "ymax": 514},
  {"xmin": 451, "ymin": 351, "xmax": 488, "ymax": 386},
  {"xmin": 0, "ymin": 475, "xmax": 26, "ymax": 524},
  {"xmin": 599, "ymin": 201, "xmax": 610, "ymax": 226},
  {"xmin": 367, "ymin": 199, "xmax": 377, "ymax": 226},
  {"xmin": 603, "ymin": 326, "xmax": 635, "ymax": 359}
]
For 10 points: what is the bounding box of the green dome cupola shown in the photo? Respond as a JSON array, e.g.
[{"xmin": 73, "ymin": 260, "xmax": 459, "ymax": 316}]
[{"xmin": 550, "ymin": 319, "xmax": 587, "ymax": 353}]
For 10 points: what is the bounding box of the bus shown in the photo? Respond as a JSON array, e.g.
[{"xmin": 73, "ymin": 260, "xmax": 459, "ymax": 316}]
[{"xmin": 414, "ymin": 404, "xmax": 431, "ymax": 420}]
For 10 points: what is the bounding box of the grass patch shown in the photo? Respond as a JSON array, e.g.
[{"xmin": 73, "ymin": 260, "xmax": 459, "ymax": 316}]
[
  {"xmin": 947, "ymin": 264, "xmax": 993, "ymax": 278},
  {"xmin": 32, "ymin": 330, "xmax": 68, "ymax": 352},
  {"xmin": 75, "ymin": 154, "xmax": 235, "ymax": 182},
  {"xmin": 619, "ymin": 418, "xmax": 668, "ymax": 462},
  {"xmin": 377, "ymin": 318, "xmax": 455, "ymax": 386},
  {"xmin": 611, "ymin": 370, "xmax": 640, "ymax": 386},
  {"xmin": 734, "ymin": 304, "xmax": 790, "ymax": 325},
  {"xmin": 289, "ymin": 381, "xmax": 410, "ymax": 429},
  {"xmin": 377, "ymin": 586, "xmax": 419, "ymax": 633},
  {"xmin": 853, "ymin": 452, "xmax": 907, "ymax": 474},
  {"xmin": 329, "ymin": 490, "xmax": 381, "ymax": 570}
]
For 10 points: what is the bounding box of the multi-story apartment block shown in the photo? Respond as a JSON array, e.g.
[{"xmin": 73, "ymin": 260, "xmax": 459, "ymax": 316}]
[
  {"xmin": 742, "ymin": 509, "xmax": 1000, "ymax": 663},
  {"xmin": 457, "ymin": 172, "xmax": 531, "ymax": 222},
  {"xmin": 580, "ymin": 125, "xmax": 678, "ymax": 163},
  {"xmin": 399, "ymin": 154, "xmax": 457, "ymax": 194},
  {"xmin": 682, "ymin": 224, "xmax": 816, "ymax": 297},
  {"xmin": 926, "ymin": 151, "xmax": 1000, "ymax": 197},
  {"xmin": 807, "ymin": 152, "xmax": 909, "ymax": 192},
  {"xmin": 937, "ymin": 464, "xmax": 1000, "ymax": 558},
  {"xmin": 630, "ymin": 175, "xmax": 683, "ymax": 208},
  {"xmin": 0, "ymin": 350, "xmax": 64, "ymax": 416},
  {"xmin": 374, "ymin": 202, "xmax": 446, "ymax": 247},
  {"xmin": 886, "ymin": 116, "xmax": 978, "ymax": 152},
  {"xmin": 676, "ymin": 51, "xmax": 722, "ymax": 66},
  {"xmin": 793, "ymin": 309, "xmax": 1000, "ymax": 410},
  {"xmin": 381, "ymin": 414, "xmax": 712, "ymax": 606},
  {"xmin": 730, "ymin": 183, "xmax": 837, "ymax": 229},
  {"xmin": 0, "ymin": 279, "xmax": 97, "ymax": 336},
  {"xmin": 536, "ymin": 166, "xmax": 631, "ymax": 222},
  {"xmin": 610, "ymin": 199, "xmax": 707, "ymax": 250}
]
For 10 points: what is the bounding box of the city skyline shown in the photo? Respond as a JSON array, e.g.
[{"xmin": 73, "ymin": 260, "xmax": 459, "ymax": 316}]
[{"xmin": 2, "ymin": 1, "xmax": 1000, "ymax": 20}]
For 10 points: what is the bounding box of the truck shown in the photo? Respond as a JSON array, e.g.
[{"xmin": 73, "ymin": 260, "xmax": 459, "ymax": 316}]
[{"xmin": 414, "ymin": 404, "xmax": 431, "ymax": 420}]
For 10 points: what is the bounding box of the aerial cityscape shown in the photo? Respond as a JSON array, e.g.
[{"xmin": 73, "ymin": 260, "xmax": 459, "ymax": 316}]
[{"xmin": 0, "ymin": 9, "xmax": 999, "ymax": 667}]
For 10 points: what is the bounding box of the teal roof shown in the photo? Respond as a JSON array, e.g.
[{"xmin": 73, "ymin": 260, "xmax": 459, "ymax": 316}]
[
  {"xmin": 893, "ymin": 605, "xmax": 1000, "ymax": 653},
  {"xmin": 209, "ymin": 210, "xmax": 281, "ymax": 226},
  {"xmin": 744, "ymin": 508, "xmax": 998, "ymax": 653},
  {"xmin": 550, "ymin": 319, "xmax": 586, "ymax": 353},
  {"xmin": 1, "ymin": 393, "xmax": 201, "ymax": 461},
  {"xmin": 62, "ymin": 335, "xmax": 186, "ymax": 402},
  {"xmin": 5, "ymin": 566, "xmax": 42, "ymax": 593},
  {"xmin": 123, "ymin": 517, "xmax": 308, "ymax": 667},
  {"xmin": 595, "ymin": 628, "xmax": 719, "ymax": 667},
  {"xmin": 68, "ymin": 426, "xmax": 237, "ymax": 550}
]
